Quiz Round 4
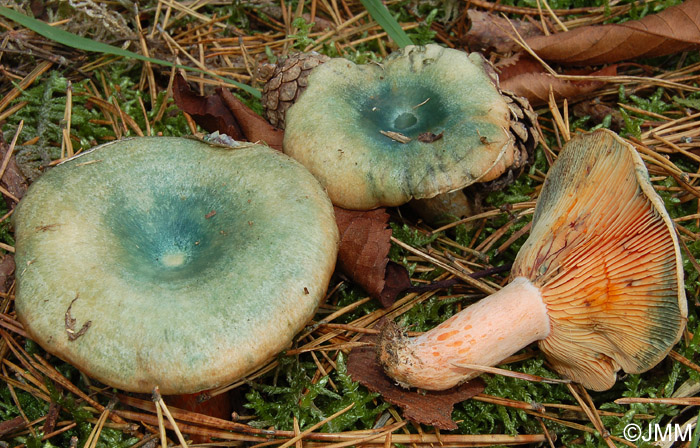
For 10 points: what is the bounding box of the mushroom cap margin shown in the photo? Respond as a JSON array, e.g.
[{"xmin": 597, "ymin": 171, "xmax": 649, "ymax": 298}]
[
  {"xmin": 284, "ymin": 44, "xmax": 513, "ymax": 210},
  {"xmin": 13, "ymin": 137, "xmax": 339, "ymax": 394}
]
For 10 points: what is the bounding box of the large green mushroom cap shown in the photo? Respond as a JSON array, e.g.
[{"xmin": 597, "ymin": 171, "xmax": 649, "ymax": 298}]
[
  {"xmin": 13, "ymin": 137, "xmax": 339, "ymax": 394},
  {"xmin": 284, "ymin": 44, "xmax": 514, "ymax": 210}
]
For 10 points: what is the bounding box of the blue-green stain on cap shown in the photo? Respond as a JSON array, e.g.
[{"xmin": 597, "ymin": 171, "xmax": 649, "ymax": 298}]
[
  {"xmin": 13, "ymin": 137, "xmax": 338, "ymax": 394},
  {"xmin": 284, "ymin": 44, "xmax": 514, "ymax": 210}
]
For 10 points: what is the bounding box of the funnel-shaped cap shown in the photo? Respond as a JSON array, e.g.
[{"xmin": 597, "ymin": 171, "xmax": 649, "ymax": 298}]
[
  {"xmin": 14, "ymin": 137, "xmax": 339, "ymax": 394},
  {"xmin": 283, "ymin": 44, "xmax": 514, "ymax": 210}
]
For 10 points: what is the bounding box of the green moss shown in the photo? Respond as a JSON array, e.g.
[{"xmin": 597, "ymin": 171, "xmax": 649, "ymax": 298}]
[
  {"xmin": 290, "ymin": 17, "xmax": 316, "ymax": 50},
  {"xmin": 390, "ymin": 222, "xmax": 440, "ymax": 249},
  {"xmin": 334, "ymin": 283, "xmax": 381, "ymax": 323},
  {"xmin": 406, "ymin": 8, "xmax": 438, "ymax": 46},
  {"xmin": 673, "ymin": 92, "xmax": 700, "ymax": 111},
  {"xmin": 245, "ymin": 353, "xmax": 388, "ymax": 432},
  {"xmin": 397, "ymin": 294, "xmax": 468, "ymax": 332},
  {"xmin": 2, "ymin": 65, "xmax": 191, "ymax": 149},
  {"xmin": 0, "ymin": 385, "xmax": 46, "ymax": 422},
  {"xmin": 455, "ymin": 359, "xmax": 573, "ymax": 436}
]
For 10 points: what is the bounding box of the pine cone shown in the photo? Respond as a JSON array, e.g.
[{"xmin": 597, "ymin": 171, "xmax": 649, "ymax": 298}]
[
  {"xmin": 259, "ymin": 52, "xmax": 330, "ymax": 130},
  {"xmin": 477, "ymin": 89, "xmax": 539, "ymax": 192}
]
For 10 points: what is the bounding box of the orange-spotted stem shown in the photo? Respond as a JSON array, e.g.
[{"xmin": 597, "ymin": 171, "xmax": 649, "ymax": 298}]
[{"xmin": 378, "ymin": 277, "xmax": 550, "ymax": 390}]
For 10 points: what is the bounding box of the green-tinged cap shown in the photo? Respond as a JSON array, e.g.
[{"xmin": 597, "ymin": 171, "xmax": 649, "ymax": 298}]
[
  {"xmin": 284, "ymin": 44, "xmax": 513, "ymax": 210},
  {"xmin": 14, "ymin": 137, "xmax": 338, "ymax": 394}
]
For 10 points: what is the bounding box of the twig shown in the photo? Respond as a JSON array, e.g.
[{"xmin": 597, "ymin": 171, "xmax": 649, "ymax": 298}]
[
  {"xmin": 453, "ymin": 363, "xmax": 570, "ymax": 384},
  {"xmin": 391, "ymin": 237, "xmax": 497, "ymax": 294},
  {"xmin": 566, "ymin": 384, "xmax": 617, "ymax": 448},
  {"xmin": 277, "ymin": 403, "xmax": 355, "ymax": 448},
  {"xmin": 0, "ymin": 119, "xmax": 23, "ymax": 181},
  {"xmin": 153, "ymin": 387, "xmax": 189, "ymax": 448}
]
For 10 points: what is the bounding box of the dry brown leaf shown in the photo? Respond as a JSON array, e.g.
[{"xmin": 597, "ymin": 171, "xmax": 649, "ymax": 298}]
[
  {"xmin": 0, "ymin": 255, "xmax": 15, "ymax": 295},
  {"xmin": 526, "ymin": 0, "xmax": 700, "ymax": 65},
  {"xmin": 218, "ymin": 88, "xmax": 284, "ymax": 151},
  {"xmin": 499, "ymin": 53, "xmax": 618, "ymax": 106},
  {"xmin": 464, "ymin": 10, "xmax": 543, "ymax": 54},
  {"xmin": 335, "ymin": 207, "xmax": 410, "ymax": 307},
  {"xmin": 347, "ymin": 331, "xmax": 486, "ymax": 430},
  {"xmin": 173, "ymin": 75, "xmax": 284, "ymax": 150},
  {"xmin": 172, "ymin": 74, "xmax": 244, "ymax": 140}
]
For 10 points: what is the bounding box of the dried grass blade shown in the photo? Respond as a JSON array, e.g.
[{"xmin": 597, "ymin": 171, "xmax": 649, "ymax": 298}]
[
  {"xmin": 277, "ymin": 403, "xmax": 355, "ymax": 448},
  {"xmin": 0, "ymin": 101, "xmax": 28, "ymax": 124},
  {"xmin": 616, "ymin": 397, "xmax": 700, "ymax": 406},
  {"xmin": 0, "ymin": 120, "xmax": 23, "ymax": 182},
  {"xmin": 154, "ymin": 396, "xmax": 167, "ymax": 448},
  {"xmin": 84, "ymin": 408, "xmax": 110, "ymax": 448},
  {"xmin": 304, "ymin": 423, "xmax": 404, "ymax": 448},
  {"xmin": 566, "ymin": 384, "xmax": 616, "ymax": 448},
  {"xmin": 669, "ymin": 350, "xmax": 700, "ymax": 375},
  {"xmin": 454, "ymin": 363, "xmax": 570, "ymax": 384},
  {"xmin": 0, "ymin": 7, "xmax": 259, "ymax": 97},
  {"xmin": 0, "ymin": 61, "xmax": 52, "ymax": 115},
  {"xmin": 391, "ymin": 236, "xmax": 497, "ymax": 294},
  {"xmin": 61, "ymin": 81, "xmax": 74, "ymax": 159},
  {"xmin": 113, "ymin": 409, "xmax": 262, "ymax": 442},
  {"xmin": 153, "ymin": 387, "xmax": 188, "ymax": 448}
]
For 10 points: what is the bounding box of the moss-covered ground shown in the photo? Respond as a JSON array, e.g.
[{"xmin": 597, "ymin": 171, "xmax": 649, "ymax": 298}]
[{"xmin": 1, "ymin": 0, "xmax": 699, "ymax": 447}]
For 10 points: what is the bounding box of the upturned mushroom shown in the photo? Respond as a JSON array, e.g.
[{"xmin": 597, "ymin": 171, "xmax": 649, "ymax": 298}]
[
  {"xmin": 279, "ymin": 44, "xmax": 536, "ymax": 210},
  {"xmin": 378, "ymin": 129, "xmax": 687, "ymax": 391},
  {"xmin": 13, "ymin": 137, "xmax": 338, "ymax": 394}
]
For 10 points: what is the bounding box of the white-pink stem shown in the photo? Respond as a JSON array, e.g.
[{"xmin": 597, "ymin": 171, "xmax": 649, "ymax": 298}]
[{"xmin": 379, "ymin": 277, "xmax": 550, "ymax": 390}]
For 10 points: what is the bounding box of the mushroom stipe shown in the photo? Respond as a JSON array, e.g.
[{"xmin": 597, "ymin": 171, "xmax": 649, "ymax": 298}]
[
  {"xmin": 13, "ymin": 137, "xmax": 339, "ymax": 394},
  {"xmin": 378, "ymin": 129, "xmax": 687, "ymax": 391}
]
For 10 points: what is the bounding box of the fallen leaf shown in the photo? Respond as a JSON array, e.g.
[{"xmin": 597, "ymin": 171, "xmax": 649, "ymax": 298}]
[
  {"xmin": 334, "ymin": 207, "xmax": 410, "ymax": 307},
  {"xmin": 173, "ymin": 74, "xmax": 284, "ymax": 151},
  {"xmin": 347, "ymin": 330, "xmax": 486, "ymax": 430},
  {"xmin": 526, "ymin": 0, "xmax": 700, "ymax": 66},
  {"xmin": 172, "ymin": 74, "xmax": 244, "ymax": 140},
  {"xmin": 498, "ymin": 53, "xmax": 618, "ymax": 106},
  {"xmin": 0, "ymin": 255, "xmax": 15, "ymax": 294},
  {"xmin": 417, "ymin": 131, "xmax": 443, "ymax": 143},
  {"xmin": 218, "ymin": 88, "xmax": 284, "ymax": 151},
  {"xmin": 464, "ymin": 10, "xmax": 543, "ymax": 54}
]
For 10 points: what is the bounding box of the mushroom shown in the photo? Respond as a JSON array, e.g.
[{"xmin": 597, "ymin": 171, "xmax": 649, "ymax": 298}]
[
  {"xmin": 283, "ymin": 44, "xmax": 523, "ymax": 210},
  {"xmin": 378, "ymin": 129, "xmax": 687, "ymax": 391},
  {"xmin": 13, "ymin": 137, "xmax": 339, "ymax": 394}
]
